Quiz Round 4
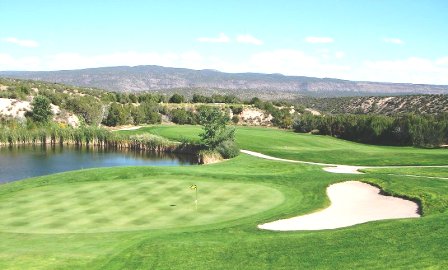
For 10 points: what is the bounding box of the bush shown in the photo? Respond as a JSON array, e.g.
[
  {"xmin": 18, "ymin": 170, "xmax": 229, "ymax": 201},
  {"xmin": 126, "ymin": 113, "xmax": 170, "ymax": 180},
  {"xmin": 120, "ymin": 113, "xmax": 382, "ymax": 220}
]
[
  {"xmin": 230, "ymin": 105, "xmax": 243, "ymax": 114},
  {"xmin": 30, "ymin": 95, "xmax": 53, "ymax": 124},
  {"xmin": 169, "ymin": 93, "xmax": 185, "ymax": 103},
  {"xmin": 215, "ymin": 140, "xmax": 240, "ymax": 159},
  {"xmin": 170, "ymin": 108, "xmax": 196, "ymax": 125}
]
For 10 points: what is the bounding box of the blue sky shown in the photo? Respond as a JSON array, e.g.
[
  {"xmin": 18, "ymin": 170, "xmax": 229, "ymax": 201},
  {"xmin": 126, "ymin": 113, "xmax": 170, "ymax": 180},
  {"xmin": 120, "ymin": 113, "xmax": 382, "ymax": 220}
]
[{"xmin": 1, "ymin": 0, "xmax": 448, "ymax": 84}]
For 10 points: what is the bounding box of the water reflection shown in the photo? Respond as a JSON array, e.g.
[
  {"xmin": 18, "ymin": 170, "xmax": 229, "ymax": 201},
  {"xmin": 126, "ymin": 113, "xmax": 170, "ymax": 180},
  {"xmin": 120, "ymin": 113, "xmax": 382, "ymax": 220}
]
[{"xmin": 0, "ymin": 145, "xmax": 197, "ymax": 183}]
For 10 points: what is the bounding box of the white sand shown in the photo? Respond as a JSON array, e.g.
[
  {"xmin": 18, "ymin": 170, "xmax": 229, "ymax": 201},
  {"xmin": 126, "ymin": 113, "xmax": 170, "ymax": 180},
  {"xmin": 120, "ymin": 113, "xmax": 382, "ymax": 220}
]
[
  {"xmin": 113, "ymin": 126, "xmax": 143, "ymax": 131},
  {"xmin": 258, "ymin": 181, "xmax": 420, "ymax": 231}
]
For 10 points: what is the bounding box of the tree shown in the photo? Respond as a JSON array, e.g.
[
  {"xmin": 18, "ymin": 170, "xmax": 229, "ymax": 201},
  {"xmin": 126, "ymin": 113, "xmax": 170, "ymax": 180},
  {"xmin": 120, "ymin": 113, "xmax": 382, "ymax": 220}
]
[
  {"xmin": 130, "ymin": 106, "xmax": 146, "ymax": 125},
  {"xmin": 169, "ymin": 93, "xmax": 185, "ymax": 103},
  {"xmin": 192, "ymin": 94, "xmax": 213, "ymax": 103},
  {"xmin": 66, "ymin": 96, "xmax": 103, "ymax": 125},
  {"xmin": 30, "ymin": 95, "xmax": 53, "ymax": 124},
  {"xmin": 140, "ymin": 101, "xmax": 161, "ymax": 124},
  {"xmin": 170, "ymin": 108, "xmax": 195, "ymax": 125},
  {"xmin": 103, "ymin": 103, "xmax": 129, "ymax": 126},
  {"xmin": 197, "ymin": 106, "xmax": 234, "ymax": 149}
]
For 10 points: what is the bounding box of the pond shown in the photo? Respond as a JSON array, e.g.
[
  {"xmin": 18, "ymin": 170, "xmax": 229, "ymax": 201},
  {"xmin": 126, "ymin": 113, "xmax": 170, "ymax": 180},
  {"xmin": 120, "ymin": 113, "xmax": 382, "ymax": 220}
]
[{"xmin": 0, "ymin": 145, "xmax": 198, "ymax": 183}]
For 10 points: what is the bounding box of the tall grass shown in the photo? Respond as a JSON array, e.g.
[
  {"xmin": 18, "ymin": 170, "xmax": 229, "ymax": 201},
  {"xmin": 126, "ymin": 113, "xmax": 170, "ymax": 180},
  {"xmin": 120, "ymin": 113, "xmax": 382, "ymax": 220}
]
[{"xmin": 0, "ymin": 124, "xmax": 198, "ymax": 154}]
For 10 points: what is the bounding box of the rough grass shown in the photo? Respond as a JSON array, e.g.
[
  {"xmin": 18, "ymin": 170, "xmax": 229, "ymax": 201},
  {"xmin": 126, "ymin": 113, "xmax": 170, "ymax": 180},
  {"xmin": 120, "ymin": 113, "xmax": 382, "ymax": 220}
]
[
  {"xmin": 0, "ymin": 125, "xmax": 447, "ymax": 269},
  {"xmin": 121, "ymin": 125, "xmax": 448, "ymax": 166},
  {"xmin": 364, "ymin": 167, "xmax": 448, "ymax": 178}
]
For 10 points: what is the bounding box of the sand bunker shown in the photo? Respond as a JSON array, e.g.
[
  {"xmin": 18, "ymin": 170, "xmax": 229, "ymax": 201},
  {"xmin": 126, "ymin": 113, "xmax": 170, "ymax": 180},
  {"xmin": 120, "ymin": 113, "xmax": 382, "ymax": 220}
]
[{"xmin": 258, "ymin": 181, "xmax": 420, "ymax": 231}]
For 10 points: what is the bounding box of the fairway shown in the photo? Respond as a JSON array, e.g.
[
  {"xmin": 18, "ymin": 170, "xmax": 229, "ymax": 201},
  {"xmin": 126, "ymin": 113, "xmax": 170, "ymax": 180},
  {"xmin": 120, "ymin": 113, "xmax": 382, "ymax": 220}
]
[
  {"xmin": 1, "ymin": 126, "xmax": 447, "ymax": 269},
  {"xmin": 364, "ymin": 167, "xmax": 448, "ymax": 178},
  {"xmin": 124, "ymin": 125, "xmax": 448, "ymax": 166},
  {"xmin": 0, "ymin": 178, "xmax": 283, "ymax": 233}
]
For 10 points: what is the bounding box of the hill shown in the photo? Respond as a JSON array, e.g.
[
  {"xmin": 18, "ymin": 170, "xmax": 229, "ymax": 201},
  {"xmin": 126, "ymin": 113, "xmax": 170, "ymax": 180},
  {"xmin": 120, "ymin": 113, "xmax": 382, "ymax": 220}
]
[
  {"xmin": 298, "ymin": 95, "xmax": 448, "ymax": 115},
  {"xmin": 1, "ymin": 65, "xmax": 448, "ymax": 98}
]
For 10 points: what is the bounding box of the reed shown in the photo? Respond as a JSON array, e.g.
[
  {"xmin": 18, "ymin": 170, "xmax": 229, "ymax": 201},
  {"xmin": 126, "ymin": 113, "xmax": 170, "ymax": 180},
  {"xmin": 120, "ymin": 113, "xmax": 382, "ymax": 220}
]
[{"xmin": 0, "ymin": 124, "xmax": 199, "ymax": 155}]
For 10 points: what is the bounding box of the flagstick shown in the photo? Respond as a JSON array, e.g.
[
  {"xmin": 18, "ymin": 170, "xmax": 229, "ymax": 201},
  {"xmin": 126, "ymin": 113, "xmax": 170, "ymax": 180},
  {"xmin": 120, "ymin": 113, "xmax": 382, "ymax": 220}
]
[{"xmin": 195, "ymin": 187, "xmax": 198, "ymax": 210}]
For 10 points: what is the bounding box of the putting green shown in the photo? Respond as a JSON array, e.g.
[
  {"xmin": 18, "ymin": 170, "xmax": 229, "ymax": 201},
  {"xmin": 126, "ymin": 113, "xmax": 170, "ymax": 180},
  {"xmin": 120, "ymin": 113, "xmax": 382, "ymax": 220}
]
[{"xmin": 0, "ymin": 178, "xmax": 284, "ymax": 234}]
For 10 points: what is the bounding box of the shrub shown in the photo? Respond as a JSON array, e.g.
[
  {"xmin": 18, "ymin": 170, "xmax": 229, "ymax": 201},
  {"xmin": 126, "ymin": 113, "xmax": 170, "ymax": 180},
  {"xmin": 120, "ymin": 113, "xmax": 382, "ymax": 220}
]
[
  {"xmin": 230, "ymin": 105, "xmax": 243, "ymax": 114},
  {"xmin": 232, "ymin": 115, "xmax": 239, "ymax": 124},
  {"xmin": 170, "ymin": 108, "xmax": 196, "ymax": 125},
  {"xmin": 169, "ymin": 93, "xmax": 185, "ymax": 103},
  {"xmin": 30, "ymin": 95, "xmax": 53, "ymax": 124},
  {"xmin": 215, "ymin": 140, "xmax": 240, "ymax": 159}
]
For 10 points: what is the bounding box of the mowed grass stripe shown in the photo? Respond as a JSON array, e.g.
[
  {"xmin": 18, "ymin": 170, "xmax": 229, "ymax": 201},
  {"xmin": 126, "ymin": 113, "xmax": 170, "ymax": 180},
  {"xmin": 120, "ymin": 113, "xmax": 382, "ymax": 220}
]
[{"xmin": 0, "ymin": 179, "xmax": 283, "ymax": 234}]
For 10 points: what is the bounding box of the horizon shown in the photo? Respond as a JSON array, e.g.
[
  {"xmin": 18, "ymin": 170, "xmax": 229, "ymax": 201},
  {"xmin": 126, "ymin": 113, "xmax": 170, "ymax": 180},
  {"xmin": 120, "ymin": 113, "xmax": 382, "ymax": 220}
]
[
  {"xmin": 1, "ymin": 0, "xmax": 447, "ymax": 85},
  {"xmin": 2, "ymin": 64, "xmax": 448, "ymax": 87}
]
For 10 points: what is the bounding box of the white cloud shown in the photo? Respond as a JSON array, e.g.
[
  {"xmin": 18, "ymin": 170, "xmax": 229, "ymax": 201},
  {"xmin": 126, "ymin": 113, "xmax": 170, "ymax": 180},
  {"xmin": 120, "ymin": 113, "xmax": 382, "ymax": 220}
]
[
  {"xmin": 1, "ymin": 50, "xmax": 448, "ymax": 85},
  {"xmin": 335, "ymin": 51, "xmax": 345, "ymax": 59},
  {"xmin": 0, "ymin": 53, "xmax": 41, "ymax": 70},
  {"xmin": 0, "ymin": 51, "xmax": 205, "ymax": 71},
  {"xmin": 352, "ymin": 57, "xmax": 448, "ymax": 84},
  {"xmin": 44, "ymin": 51, "xmax": 206, "ymax": 71},
  {"xmin": 383, "ymin": 38, "xmax": 404, "ymax": 44},
  {"xmin": 246, "ymin": 49, "xmax": 350, "ymax": 78},
  {"xmin": 236, "ymin": 34, "xmax": 263, "ymax": 45},
  {"xmin": 305, "ymin": 36, "xmax": 334, "ymax": 44},
  {"xmin": 436, "ymin": 57, "xmax": 448, "ymax": 66},
  {"xmin": 3, "ymin": 37, "xmax": 39, "ymax": 48},
  {"xmin": 197, "ymin": 33, "xmax": 229, "ymax": 43}
]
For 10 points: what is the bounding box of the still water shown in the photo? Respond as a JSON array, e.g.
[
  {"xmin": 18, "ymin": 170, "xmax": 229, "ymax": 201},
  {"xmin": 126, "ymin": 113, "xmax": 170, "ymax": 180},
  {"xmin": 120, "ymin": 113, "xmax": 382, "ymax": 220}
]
[{"xmin": 0, "ymin": 145, "xmax": 198, "ymax": 183}]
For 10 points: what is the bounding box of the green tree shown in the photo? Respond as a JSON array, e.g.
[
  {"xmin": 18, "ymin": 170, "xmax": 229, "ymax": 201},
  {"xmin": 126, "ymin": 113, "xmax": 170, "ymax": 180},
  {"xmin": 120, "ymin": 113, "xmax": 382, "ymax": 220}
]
[
  {"xmin": 30, "ymin": 95, "xmax": 53, "ymax": 124},
  {"xmin": 130, "ymin": 106, "xmax": 146, "ymax": 125},
  {"xmin": 170, "ymin": 108, "xmax": 195, "ymax": 125},
  {"xmin": 197, "ymin": 106, "xmax": 234, "ymax": 149},
  {"xmin": 140, "ymin": 101, "xmax": 161, "ymax": 124},
  {"xmin": 169, "ymin": 93, "xmax": 185, "ymax": 103},
  {"xmin": 103, "ymin": 103, "xmax": 129, "ymax": 126},
  {"xmin": 192, "ymin": 94, "xmax": 213, "ymax": 103},
  {"xmin": 66, "ymin": 96, "xmax": 103, "ymax": 125}
]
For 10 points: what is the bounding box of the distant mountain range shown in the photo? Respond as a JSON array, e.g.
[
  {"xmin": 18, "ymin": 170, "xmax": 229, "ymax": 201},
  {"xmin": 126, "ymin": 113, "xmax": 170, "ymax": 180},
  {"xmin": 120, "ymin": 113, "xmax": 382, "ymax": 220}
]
[{"xmin": 1, "ymin": 65, "xmax": 448, "ymax": 98}]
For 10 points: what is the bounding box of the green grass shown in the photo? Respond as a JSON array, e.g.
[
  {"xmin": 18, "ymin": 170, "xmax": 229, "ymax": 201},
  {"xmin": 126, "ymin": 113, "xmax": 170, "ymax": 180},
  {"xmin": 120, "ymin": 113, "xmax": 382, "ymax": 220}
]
[
  {"xmin": 0, "ymin": 178, "xmax": 283, "ymax": 234},
  {"xmin": 0, "ymin": 125, "xmax": 447, "ymax": 269},
  {"xmin": 363, "ymin": 167, "xmax": 448, "ymax": 178},
  {"xmin": 121, "ymin": 125, "xmax": 448, "ymax": 166}
]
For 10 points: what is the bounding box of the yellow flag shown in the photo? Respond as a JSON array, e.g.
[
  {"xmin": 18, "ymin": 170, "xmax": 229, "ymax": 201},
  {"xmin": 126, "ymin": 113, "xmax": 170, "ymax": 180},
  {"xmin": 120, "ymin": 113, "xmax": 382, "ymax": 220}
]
[{"xmin": 190, "ymin": 184, "xmax": 197, "ymax": 190}]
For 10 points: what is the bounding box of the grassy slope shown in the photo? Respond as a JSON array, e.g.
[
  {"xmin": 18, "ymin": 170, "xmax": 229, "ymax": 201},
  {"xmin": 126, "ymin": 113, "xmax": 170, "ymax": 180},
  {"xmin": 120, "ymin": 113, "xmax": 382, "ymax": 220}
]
[
  {"xmin": 0, "ymin": 126, "xmax": 447, "ymax": 269},
  {"xmin": 364, "ymin": 167, "xmax": 448, "ymax": 178},
  {"xmin": 122, "ymin": 125, "xmax": 448, "ymax": 166}
]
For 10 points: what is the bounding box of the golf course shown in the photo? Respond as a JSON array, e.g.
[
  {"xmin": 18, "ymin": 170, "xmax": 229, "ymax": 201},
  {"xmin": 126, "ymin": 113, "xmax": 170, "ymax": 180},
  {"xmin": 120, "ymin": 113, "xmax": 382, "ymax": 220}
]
[{"xmin": 0, "ymin": 126, "xmax": 447, "ymax": 269}]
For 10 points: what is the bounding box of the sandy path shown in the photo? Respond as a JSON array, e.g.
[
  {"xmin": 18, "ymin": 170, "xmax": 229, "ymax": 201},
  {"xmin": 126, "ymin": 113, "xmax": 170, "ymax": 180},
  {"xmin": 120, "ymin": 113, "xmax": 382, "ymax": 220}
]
[
  {"xmin": 241, "ymin": 149, "xmax": 448, "ymax": 174},
  {"xmin": 112, "ymin": 126, "xmax": 143, "ymax": 131},
  {"xmin": 240, "ymin": 150, "xmax": 331, "ymax": 166},
  {"xmin": 258, "ymin": 181, "xmax": 420, "ymax": 231}
]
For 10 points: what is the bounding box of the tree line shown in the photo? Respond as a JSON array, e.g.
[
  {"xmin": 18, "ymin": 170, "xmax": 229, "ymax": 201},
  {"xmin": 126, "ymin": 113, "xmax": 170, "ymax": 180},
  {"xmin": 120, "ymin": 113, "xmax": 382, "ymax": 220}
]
[{"xmin": 293, "ymin": 113, "xmax": 448, "ymax": 147}]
